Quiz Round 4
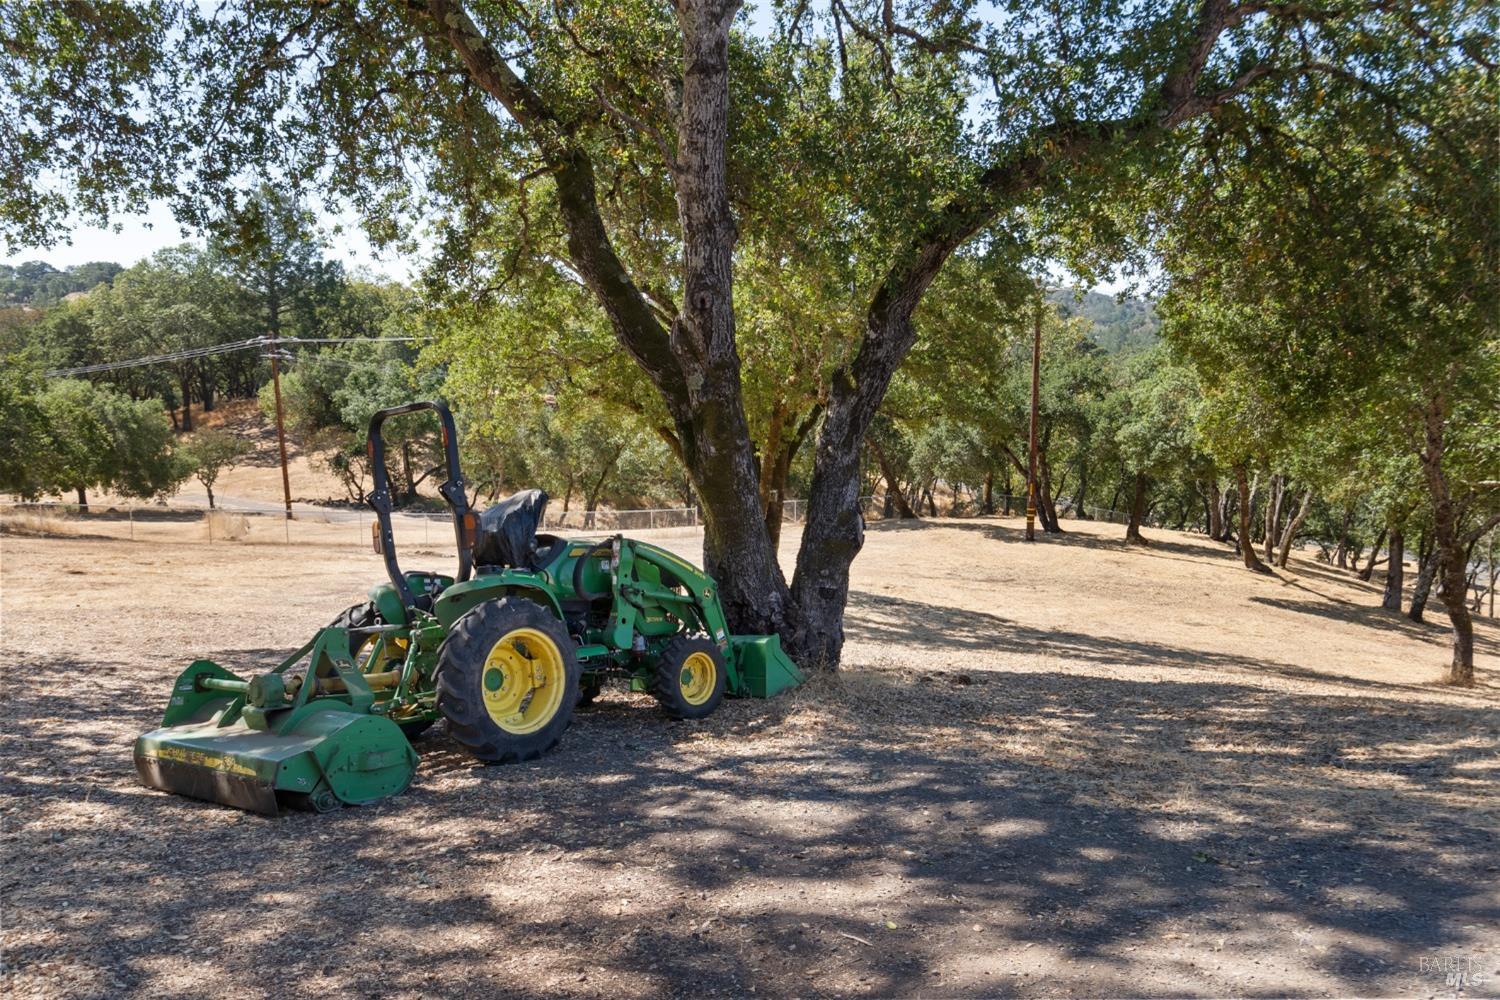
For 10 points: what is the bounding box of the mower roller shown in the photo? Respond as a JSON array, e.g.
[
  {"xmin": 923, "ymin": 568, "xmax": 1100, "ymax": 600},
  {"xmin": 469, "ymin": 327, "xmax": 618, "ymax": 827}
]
[{"xmin": 134, "ymin": 400, "xmax": 803, "ymax": 814}]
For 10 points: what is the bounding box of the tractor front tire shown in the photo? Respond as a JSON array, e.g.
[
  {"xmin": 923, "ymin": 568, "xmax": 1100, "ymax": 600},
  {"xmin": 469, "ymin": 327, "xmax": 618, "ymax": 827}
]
[
  {"xmin": 435, "ymin": 598, "xmax": 580, "ymax": 763},
  {"xmin": 653, "ymin": 636, "xmax": 727, "ymax": 720}
]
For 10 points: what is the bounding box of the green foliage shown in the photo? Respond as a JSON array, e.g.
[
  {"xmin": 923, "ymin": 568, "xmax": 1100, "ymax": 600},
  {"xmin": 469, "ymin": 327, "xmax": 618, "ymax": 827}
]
[
  {"xmin": 0, "ymin": 356, "xmax": 51, "ymax": 498},
  {"xmin": 2, "ymin": 0, "xmax": 1487, "ymax": 600},
  {"xmin": 210, "ymin": 186, "xmax": 346, "ymax": 337},
  {"xmin": 258, "ymin": 332, "xmax": 443, "ymax": 504},
  {"xmin": 427, "ymin": 274, "xmax": 680, "ymax": 511},
  {"xmin": 0, "ymin": 260, "xmax": 122, "ymax": 306},
  {"xmin": 1112, "ymin": 348, "xmax": 1203, "ymax": 483},
  {"xmin": 1051, "ymin": 290, "xmax": 1160, "ymax": 355},
  {"xmin": 177, "ymin": 429, "xmax": 251, "ymax": 507},
  {"xmin": 31, "ymin": 378, "xmax": 184, "ymax": 502}
]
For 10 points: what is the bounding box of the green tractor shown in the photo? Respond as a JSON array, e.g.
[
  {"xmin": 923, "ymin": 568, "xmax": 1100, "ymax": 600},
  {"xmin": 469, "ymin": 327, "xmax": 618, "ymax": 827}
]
[{"xmin": 134, "ymin": 400, "xmax": 802, "ymax": 814}]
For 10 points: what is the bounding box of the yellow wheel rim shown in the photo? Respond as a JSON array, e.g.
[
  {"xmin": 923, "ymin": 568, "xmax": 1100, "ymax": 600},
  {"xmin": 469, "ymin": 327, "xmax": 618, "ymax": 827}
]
[
  {"xmin": 481, "ymin": 628, "xmax": 567, "ymax": 734},
  {"xmin": 679, "ymin": 651, "xmax": 717, "ymax": 706},
  {"xmin": 354, "ymin": 636, "xmax": 426, "ymax": 723},
  {"xmin": 355, "ymin": 635, "xmax": 405, "ymax": 673}
]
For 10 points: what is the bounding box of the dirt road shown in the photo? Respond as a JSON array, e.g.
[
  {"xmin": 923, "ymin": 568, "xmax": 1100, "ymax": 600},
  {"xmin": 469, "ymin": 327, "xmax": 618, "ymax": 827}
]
[{"xmin": 2, "ymin": 518, "xmax": 1496, "ymax": 997}]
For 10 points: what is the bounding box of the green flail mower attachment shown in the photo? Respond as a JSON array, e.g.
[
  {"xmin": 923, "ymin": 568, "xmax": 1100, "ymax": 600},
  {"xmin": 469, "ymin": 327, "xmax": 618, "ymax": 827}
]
[
  {"xmin": 134, "ymin": 399, "xmax": 804, "ymax": 815},
  {"xmin": 135, "ymin": 632, "xmax": 420, "ymax": 815}
]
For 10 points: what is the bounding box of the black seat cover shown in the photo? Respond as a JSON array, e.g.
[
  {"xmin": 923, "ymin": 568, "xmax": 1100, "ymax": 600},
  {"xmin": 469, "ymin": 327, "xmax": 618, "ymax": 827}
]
[{"xmin": 472, "ymin": 489, "xmax": 549, "ymax": 568}]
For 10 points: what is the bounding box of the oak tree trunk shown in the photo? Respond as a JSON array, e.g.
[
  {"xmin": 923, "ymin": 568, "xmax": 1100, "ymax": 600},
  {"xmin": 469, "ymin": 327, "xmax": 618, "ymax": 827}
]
[
  {"xmin": 1408, "ymin": 545, "xmax": 1438, "ymax": 622},
  {"xmin": 1072, "ymin": 462, "xmax": 1090, "ymax": 519},
  {"xmin": 1358, "ymin": 528, "xmax": 1388, "ymax": 581},
  {"xmin": 1234, "ymin": 464, "xmax": 1267, "ymax": 572},
  {"xmin": 867, "ymin": 438, "xmax": 917, "ymax": 519},
  {"xmin": 1124, "ymin": 471, "xmax": 1149, "ymax": 545},
  {"xmin": 1262, "ymin": 474, "xmax": 1282, "ymax": 565},
  {"xmin": 1418, "ymin": 396, "xmax": 1475, "ymax": 685},
  {"xmin": 179, "ymin": 374, "xmax": 194, "ymax": 432},
  {"xmin": 1037, "ymin": 439, "xmax": 1062, "ymax": 533},
  {"xmin": 1276, "ymin": 488, "xmax": 1314, "ymax": 568},
  {"xmin": 1207, "ymin": 479, "xmax": 1224, "ymax": 540},
  {"xmin": 1382, "ymin": 530, "xmax": 1404, "ymax": 611}
]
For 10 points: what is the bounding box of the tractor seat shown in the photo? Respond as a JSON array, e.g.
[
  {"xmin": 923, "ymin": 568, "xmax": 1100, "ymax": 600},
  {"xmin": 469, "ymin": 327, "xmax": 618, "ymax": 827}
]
[{"xmin": 472, "ymin": 489, "xmax": 551, "ymax": 569}]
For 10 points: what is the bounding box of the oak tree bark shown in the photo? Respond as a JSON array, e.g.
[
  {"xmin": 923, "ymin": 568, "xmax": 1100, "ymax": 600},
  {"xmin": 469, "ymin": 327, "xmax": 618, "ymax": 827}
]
[
  {"xmin": 1234, "ymin": 464, "xmax": 1268, "ymax": 572},
  {"xmin": 1275, "ymin": 488, "xmax": 1313, "ymax": 568},
  {"xmin": 1124, "ymin": 471, "xmax": 1149, "ymax": 545},
  {"xmin": 1419, "ymin": 395, "xmax": 1481, "ymax": 685},
  {"xmin": 1382, "ymin": 529, "xmax": 1405, "ymax": 611}
]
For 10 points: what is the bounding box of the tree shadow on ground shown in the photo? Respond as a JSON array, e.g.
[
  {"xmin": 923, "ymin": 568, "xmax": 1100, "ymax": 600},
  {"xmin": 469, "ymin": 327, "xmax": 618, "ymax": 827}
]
[
  {"xmin": 1250, "ymin": 595, "xmax": 1500, "ymax": 658},
  {"xmin": 843, "ymin": 590, "xmax": 1465, "ymax": 695},
  {"xmin": 869, "ymin": 516, "xmax": 1241, "ymax": 568},
  {"xmin": 4, "ymin": 634, "xmax": 1497, "ymax": 998}
]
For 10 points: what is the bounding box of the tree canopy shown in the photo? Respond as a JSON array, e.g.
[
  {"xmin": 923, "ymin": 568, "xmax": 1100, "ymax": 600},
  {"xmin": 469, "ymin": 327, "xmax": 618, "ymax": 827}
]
[{"xmin": 3, "ymin": 0, "xmax": 1490, "ymax": 670}]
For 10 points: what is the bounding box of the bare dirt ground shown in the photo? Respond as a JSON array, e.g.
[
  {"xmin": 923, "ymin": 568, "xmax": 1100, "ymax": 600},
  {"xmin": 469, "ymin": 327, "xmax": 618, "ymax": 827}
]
[{"xmin": 2, "ymin": 517, "xmax": 1497, "ymax": 998}]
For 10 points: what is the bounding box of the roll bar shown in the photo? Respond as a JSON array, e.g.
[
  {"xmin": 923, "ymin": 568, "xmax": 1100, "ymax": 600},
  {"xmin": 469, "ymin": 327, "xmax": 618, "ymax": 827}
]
[{"xmin": 366, "ymin": 400, "xmax": 474, "ymax": 610}]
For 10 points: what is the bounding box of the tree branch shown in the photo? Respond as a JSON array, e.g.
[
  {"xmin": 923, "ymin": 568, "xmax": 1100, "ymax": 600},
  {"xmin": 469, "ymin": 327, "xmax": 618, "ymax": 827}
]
[{"xmin": 408, "ymin": 0, "xmax": 687, "ymax": 400}]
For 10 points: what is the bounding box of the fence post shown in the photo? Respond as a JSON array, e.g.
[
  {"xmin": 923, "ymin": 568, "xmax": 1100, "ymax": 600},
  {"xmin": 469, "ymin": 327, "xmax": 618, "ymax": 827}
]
[
  {"xmin": 129, "ymin": 506, "xmax": 135, "ymax": 541},
  {"xmin": 206, "ymin": 510, "xmax": 212, "ymax": 543}
]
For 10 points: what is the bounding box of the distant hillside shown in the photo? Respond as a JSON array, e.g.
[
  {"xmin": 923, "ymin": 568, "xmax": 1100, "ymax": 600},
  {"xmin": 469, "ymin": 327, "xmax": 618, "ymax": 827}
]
[
  {"xmin": 0, "ymin": 261, "xmax": 123, "ymax": 307},
  {"xmin": 1050, "ymin": 288, "xmax": 1160, "ymax": 354}
]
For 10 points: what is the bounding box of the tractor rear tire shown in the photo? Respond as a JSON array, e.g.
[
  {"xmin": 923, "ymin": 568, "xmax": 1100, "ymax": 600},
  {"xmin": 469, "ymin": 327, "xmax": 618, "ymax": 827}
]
[
  {"xmin": 652, "ymin": 636, "xmax": 727, "ymax": 720},
  {"xmin": 435, "ymin": 597, "xmax": 580, "ymax": 763}
]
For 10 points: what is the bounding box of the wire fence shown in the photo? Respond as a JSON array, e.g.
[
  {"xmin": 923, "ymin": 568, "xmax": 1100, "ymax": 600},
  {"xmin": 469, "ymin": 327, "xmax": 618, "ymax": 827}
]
[
  {"xmin": 0, "ymin": 497, "xmax": 882, "ymax": 552},
  {"xmin": 0, "ymin": 491, "xmax": 1176, "ymax": 557}
]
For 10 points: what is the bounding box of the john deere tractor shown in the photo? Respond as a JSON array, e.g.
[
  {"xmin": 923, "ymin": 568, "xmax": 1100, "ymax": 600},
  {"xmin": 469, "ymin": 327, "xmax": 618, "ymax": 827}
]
[{"xmin": 134, "ymin": 401, "xmax": 802, "ymax": 814}]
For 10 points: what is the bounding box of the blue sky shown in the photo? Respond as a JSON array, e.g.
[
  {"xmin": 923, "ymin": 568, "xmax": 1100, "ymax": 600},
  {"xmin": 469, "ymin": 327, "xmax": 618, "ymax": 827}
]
[{"xmin": 2, "ymin": 198, "xmax": 410, "ymax": 280}]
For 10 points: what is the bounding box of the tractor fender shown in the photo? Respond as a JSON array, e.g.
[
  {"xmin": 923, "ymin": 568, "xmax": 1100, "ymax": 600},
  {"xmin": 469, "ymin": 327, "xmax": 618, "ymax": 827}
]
[
  {"xmin": 367, "ymin": 584, "xmax": 407, "ymax": 628},
  {"xmin": 432, "ymin": 572, "xmax": 566, "ymax": 629}
]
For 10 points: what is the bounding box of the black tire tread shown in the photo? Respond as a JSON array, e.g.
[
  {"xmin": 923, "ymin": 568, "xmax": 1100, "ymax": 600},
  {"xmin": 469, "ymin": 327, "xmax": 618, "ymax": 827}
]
[
  {"xmin": 652, "ymin": 635, "xmax": 727, "ymax": 720},
  {"xmin": 434, "ymin": 597, "xmax": 580, "ymax": 763}
]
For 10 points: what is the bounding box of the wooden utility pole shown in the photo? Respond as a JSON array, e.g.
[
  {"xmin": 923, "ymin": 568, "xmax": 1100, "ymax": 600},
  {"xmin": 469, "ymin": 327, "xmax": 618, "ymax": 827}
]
[
  {"xmin": 1026, "ymin": 287, "xmax": 1042, "ymax": 542},
  {"xmin": 267, "ymin": 330, "xmax": 293, "ymax": 520}
]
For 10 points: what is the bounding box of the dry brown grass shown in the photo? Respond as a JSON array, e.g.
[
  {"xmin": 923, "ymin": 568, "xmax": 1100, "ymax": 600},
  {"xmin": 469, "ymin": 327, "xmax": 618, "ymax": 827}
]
[
  {"xmin": 0, "ymin": 509, "xmax": 83, "ymax": 538},
  {"xmin": 1, "ymin": 516, "xmax": 1496, "ymax": 999},
  {"xmin": 202, "ymin": 510, "xmax": 250, "ymax": 541}
]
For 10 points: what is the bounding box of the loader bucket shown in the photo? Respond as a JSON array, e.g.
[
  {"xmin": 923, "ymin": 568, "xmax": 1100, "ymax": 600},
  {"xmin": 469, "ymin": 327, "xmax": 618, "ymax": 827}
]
[
  {"xmin": 135, "ymin": 662, "xmax": 417, "ymax": 815},
  {"xmin": 729, "ymin": 634, "xmax": 805, "ymax": 698}
]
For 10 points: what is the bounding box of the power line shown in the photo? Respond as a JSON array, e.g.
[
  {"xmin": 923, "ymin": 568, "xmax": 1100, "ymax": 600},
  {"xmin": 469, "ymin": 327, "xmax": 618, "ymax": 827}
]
[{"xmin": 46, "ymin": 338, "xmax": 265, "ymax": 377}]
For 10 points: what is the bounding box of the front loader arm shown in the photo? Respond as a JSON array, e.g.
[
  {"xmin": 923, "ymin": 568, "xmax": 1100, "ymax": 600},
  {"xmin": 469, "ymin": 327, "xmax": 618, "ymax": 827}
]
[{"xmin": 626, "ymin": 541, "xmax": 731, "ymax": 646}]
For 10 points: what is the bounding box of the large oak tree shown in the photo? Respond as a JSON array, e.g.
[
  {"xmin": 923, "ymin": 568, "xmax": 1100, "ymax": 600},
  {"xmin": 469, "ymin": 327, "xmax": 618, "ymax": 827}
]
[{"xmin": 3, "ymin": 0, "xmax": 1454, "ymax": 665}]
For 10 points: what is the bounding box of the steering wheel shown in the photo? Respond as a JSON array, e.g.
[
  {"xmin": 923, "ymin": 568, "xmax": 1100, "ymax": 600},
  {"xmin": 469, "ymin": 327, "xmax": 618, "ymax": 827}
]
[{"xmin": 571, "ymin": 540, "xmax": 614, "ymax": 601}]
